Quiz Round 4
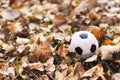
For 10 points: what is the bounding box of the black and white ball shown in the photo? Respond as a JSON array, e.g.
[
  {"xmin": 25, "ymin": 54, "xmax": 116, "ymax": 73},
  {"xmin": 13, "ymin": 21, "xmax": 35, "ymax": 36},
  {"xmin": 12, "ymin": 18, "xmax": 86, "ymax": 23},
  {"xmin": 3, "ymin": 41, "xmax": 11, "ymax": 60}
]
[{"xmin": 69, "ymin": 31, "xmax": 99, "ymax": 59}]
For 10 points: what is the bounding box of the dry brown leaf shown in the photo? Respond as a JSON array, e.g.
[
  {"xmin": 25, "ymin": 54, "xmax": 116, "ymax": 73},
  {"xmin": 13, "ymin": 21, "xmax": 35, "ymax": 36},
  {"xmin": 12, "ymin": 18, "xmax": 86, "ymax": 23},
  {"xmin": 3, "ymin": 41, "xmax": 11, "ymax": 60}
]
[
  {"xmin": 88, "ymin": 12, "xmax": 97, "ymax": 20},
  {"xmin": 45, "ymin": 63, "xmax": 55, "ymax": 72},
  {"xmin": 74, "ymin": 62, "xmax": 85, "ymax": 79},
  {"xmin": 113, "ymin": 37, "xmax": 120, "ymax": 44},
  {"xmin": 29, "ymin": 63, "xmax": 44, "ymax": 71},
  {"xmin": 115, "ymin": 60, "xmax": 120, "ymax": 63},
  {"xmin": 96, "ymin": 44, "xmax": 120, "ymax": 60},
  {"xmin": 4, "ymin": 23, "xmax": 16, "ymax": 42},
  {"xmin": 11, "ymin": 4, "xmax": 20, "ymax": 9},
  {"xmin": 85, "ymin": 55, "xmax": 98, "ymax": 62},
  {"xmin": 103, "ymin": 39, "xmax": 115, "ymax": 45},
  {"xmin": 2, "ymin": 43, "xmax": 15, "ymax": 53},
  {"xmin": 81, "ymin": 64, "xmax": 105, "ymax": 80},
  {"xmin": 35, "ymin": 43, "xmax": 52, "ymax": 63},
  {"xmin": 52, "ymin": 33, "xmax": 68, "ymax": 40},
  {"xmin": 16, "ymin": 37, "xmax": 30, "ymax": 44},
  {"xmin": 55, "ymin": 70, "xmax": 64, "ymax": 80},
  {"xmin": 91, "ymin": 27, "xmax": 105, "ymax": 39},
  {"xmin": 112, "ymin": 73, "xmax": 120, "ymax": 80},
  {"xmin": 0, "ymin": 63, "xmax": 15, "ymax": 76},
  {"xmin": 55, "ymin": 42, "xmax": 68, "ymax": 58},
  {"xmin": 53, "ymin": 13, "xmax": 66, "ymax": 25},
  {"xmin": 113, "ymin": 34, "xmax": 120, "ymax": 39},
  {"xmin": 112, "ymin": 16, "xmax": 119, "ymax": 24},
  {"xmin": 2, "ymin": 8, "xmax": 20, "ymax": 20},
  {"xmin": 39, "ymin": 75, "xmax": 49, "ymax": 80}
]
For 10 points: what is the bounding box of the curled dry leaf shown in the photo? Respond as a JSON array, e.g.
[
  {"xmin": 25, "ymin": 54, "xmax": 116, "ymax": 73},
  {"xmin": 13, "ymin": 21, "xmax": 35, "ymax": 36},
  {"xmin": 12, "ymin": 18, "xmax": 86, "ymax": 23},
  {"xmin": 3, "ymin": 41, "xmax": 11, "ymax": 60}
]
[
  {"xmin": 2, "ymin": 8, "xmax": 20, "ymax": 20},
  {"xmin": 88, "ymin": 12, "xmax": 97, "ymax": 20},
  {"xmin": 55, "ymin": 70, "xmax": 64, "ymax": 80},
  {"xmin": 0, "ymin": 53, "xmax": 4, "ymax": 58},
  {"xmin": 0, "ymin": 31, "xmax": 5, "ymax": 40},
  {"xmin": 112, "ymin": 16, "xmax": 119, "ymax": 24},
  {"xmin": 85, "ymin": 55, "xmax": 98, "ymax": 62},
  {"xmin": 17, "ymin": 45, "xmax": 30, "ymax": 53},
  {"xmin": 16, "ymin": 37, "xmax": 30, "ymax": 45},
  {"xmin": 52, "ymin": 33, "xmax": 68, "ymax": 40},
  {"xmin": 35, "ymin": 43, "xmax": 52, "ymax": 63},
  {"xmin": 81, "ymin": 64, "xmax": 105, "ymax": 80},
  {"xmin": 17, "ymin": 45, "xmax": 26, "ymax": 53},
  {"xmin": 29, "ymin": 63, "xmax": 44, "ymax": 71},
  {"xmin": 96, "ymin": 43, "xmax": 120, "ymax": 60},
  {"xmin": 75, "ymin": 0, "xmax": 97, "ymax": 14},
  {"xmin": 59, "ymin": 62, "xmax": 67, "ymax": 70},
  {"xmin": 105, "ymin": 28, "xmax": 115, "ymax": 38},
  {"xmin": 74, "ymin": 62, "xmax": 85, "ymax": 79},
  {"xmin": 13, "ymin": 22, "xmax": 23, "ymax": 33},
  {"xmin": 112, "ymin": 73, "xmax": 120, "ymax": 80},
  {"xmin": 103, "ymin": 38, "xmax": 115, "ymax": 45},
  {"xmin": 39, "ymin": 75, "xmax": 49, "ymax": 80},
  {"xmin": 44, "ymin": 57, "xmax": 54, "ymax": 66},
  {"xmin": 113, "ymin": 37, "xmax": 120, "ymax": 44},
  {"xmin": 0, "ymin": 63, "xmax": 15, "ymax": 76},
  {"xmin": 45, "ymin": 63, "xmax": 55, "ymax": 72},
  {"xmin": 91, "ymin": 27, "xmax": 105, "ymax": 40},
  {"xmin": 4, "ymin": 24, "xmax": 16, "ymax": 42},
  {"xmin": 11, "ymin": 4, "xmax": 20, "ymax": 9},
  {"xmin": 2, "ymin": 43, "xmax": 15, "ymax": 53},
  {"xmin": 55, "ymin": 42, "xmax": 68, "ymax": 58},
  {"xmin": 53, "ymin": 13, "xmax": 66, "ymax": 25}
]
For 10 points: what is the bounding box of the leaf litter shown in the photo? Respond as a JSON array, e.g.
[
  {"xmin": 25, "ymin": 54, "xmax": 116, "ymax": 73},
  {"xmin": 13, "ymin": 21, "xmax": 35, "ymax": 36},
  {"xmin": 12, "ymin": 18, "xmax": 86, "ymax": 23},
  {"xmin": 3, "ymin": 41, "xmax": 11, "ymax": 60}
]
[{"xmin": 0, "ymin": 0, "xmax": 120, "ymax": 80}]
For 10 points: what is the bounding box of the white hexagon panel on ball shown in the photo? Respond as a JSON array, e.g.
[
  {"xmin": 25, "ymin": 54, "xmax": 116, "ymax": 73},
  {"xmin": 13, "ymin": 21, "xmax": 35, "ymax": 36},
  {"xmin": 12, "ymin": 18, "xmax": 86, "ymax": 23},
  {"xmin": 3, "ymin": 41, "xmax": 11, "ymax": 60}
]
[{"xmin": 69, "ymin": 31, "xmax": 99, "ymax": 59}]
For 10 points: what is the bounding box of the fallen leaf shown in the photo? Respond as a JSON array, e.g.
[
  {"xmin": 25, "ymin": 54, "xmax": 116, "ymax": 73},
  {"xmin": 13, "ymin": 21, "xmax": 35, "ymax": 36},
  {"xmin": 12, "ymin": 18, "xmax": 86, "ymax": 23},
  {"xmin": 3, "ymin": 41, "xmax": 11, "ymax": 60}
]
[
  {"xmin": 81, "ymin": 64, "xmax": 105, "ymax": 80},
  {"xmin": 39, "ymin": 75, "xmax": 49, "ymax": 80},
  {"xmin": 88, "ymin": 12, "xmax": 97, "ymax": 20},
  {"xmin": 55, "ymin": 42, "xmax": 68, "ymax": 58},
  {"xmin": 96, "ymin": 44, "xmax": 120, "ymax": 60},
  {"xmin": 91, "ymin": 27, "xmax": 105, "ymax": 39},
  {"xmin": 35, "ymin": 43, "xmax": 52, "ymax": 63},
  {"xmin": 103, "ymin": 38, "xmax": 115, "ymax": 45},
  {"xmin": 29, "ymin": 63, "xmax": 44, "ymax": 71},
  {"xmin": 2, "ymin": 8, "xmax": 20, "ymax": 20},
  {"xmin": 2, "ymin": 43, "xmax": 15, "ymax": 53},
  {"xmin": 74, "ymin": 62, "xmax": 85, "ymax": 79},
  {"xmin": 11, "ymin": 4, "xmax": 19, "ymax": 9},
  {"xmin": 112, "ymin": 73, "xmax": 120, "ymax": 80},
  {"xmin": 112, "ymin": 16, "xmax": 119, "ymax": 24},
  {"xmin": 85, "ymin": 55, "xmax": 98, "ymax": 62},
  {"xmin": 53, "ymin": 13, "xmax": 66, "ymax": 25},
  {"xmin": 16, "ymin": 37, "xmax": 30, "ymax": 44},
  {"xmin": 45, "ymin": 63, "xmax": 55, "ymax": 72},
  {"xmin": 0, "ymin": 63, "xmax": 15, "ymax": 76},
  {"xmin": 55, "ymin": 70, "xmax": 64, "ymax": 80}
]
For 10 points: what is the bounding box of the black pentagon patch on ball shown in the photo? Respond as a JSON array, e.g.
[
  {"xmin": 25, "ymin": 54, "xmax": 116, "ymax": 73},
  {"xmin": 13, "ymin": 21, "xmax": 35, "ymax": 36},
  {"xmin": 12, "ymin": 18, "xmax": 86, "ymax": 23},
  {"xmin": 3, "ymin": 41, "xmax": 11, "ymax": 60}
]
[
  {"xmin": 90, "ymin": 44, "xmax": 96, "ymax": 53},
  {"xmin": 75, "ymin": 47, "xmax": 83, "ymax": 55},
  {"xmin": 79, "ymin": 33, "xmax": 88, "ymax": 39}
]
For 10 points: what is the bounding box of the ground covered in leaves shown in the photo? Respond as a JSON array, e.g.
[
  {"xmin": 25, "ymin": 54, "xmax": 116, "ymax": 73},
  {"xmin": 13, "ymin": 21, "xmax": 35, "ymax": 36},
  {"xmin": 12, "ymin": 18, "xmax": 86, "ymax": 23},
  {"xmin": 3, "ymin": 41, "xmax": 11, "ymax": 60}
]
[{"xmin": 0, "ymin": 0, "xmax": 120, "ymax": 80}]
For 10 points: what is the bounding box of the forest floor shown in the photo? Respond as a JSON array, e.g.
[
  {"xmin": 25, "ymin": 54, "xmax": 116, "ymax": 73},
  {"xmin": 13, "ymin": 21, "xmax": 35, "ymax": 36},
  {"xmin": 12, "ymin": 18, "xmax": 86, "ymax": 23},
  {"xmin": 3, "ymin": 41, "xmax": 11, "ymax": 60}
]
[{"xmin": 0, "ymin": 0, "xmax": 120, "ymax": 80}]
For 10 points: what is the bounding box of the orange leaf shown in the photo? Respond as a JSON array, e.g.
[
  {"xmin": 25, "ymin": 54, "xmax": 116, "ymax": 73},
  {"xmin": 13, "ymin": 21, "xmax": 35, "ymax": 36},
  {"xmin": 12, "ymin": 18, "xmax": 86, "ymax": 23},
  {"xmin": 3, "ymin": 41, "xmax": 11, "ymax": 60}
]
[
  {"xmin": 11, "ymin": 4, "xmax": 19, "ymax": 9},
  {"xmin": 91, "ymin": 27, "xmax": 104, "ymax": 39},
  {"xmin": 113, "ymin": 34, "xmax": 120, "ymax": 39},
  {"xmin": 30, "ymin": 15, "xmax": 36, "ymax": 20},
  {"xmin": 35, "ymin": 43, "xmax": 52, "ymax": 63},
  {"xmin": 103, "ymin": 39, "xmax": 115, "ymax": 45},
  {"xmin": 112, "ymin": 16, "xmax": 119, "ymax": 23},
  {"xmin": 53, "ymin": 13, "xmax": 65, "ymax": 25},
  {"xmin": 88, "ymin": 13, "xmax": 97, "ymax": 19}
]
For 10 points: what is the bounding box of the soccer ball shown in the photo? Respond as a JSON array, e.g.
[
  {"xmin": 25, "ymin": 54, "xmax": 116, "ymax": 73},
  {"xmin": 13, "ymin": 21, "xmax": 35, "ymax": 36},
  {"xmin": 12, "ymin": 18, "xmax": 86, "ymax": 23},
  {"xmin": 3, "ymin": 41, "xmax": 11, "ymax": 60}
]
[{"xmin": 69, "ymin": 31, "xmax": 99, "ymax": 59}]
